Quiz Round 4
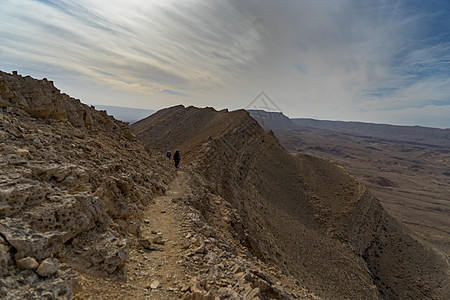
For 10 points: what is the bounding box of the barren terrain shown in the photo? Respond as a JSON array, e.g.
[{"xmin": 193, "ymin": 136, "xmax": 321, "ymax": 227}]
[
  {"xmin": 1, "ymin": 71, "xmax": 448, "ymax": 299},
  {"xmin": 251, "ymin": 110, "xmax": 450, "ymax": 257},
  {"xmin": 134, "ymin": 106, "xmax": 449, "ymax": 299},
  {"xmin": 1, "ymin": 71, "xmax": 316, "ymax": 299}
]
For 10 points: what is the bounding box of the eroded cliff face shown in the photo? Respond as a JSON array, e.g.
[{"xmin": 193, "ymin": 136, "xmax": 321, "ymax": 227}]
[
  {"xmin": 134, "ymin": 105, "xmax": 449, "ymax": 300},
  {"xmin": 0, "ymin": 71, "xmax": 172, "ymax": 299}
]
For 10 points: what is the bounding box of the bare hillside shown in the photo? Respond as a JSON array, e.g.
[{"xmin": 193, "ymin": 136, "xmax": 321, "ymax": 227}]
[
  {"xmin": 0, "ymin": 71, "xmax": 176, "ymax": 298},
  {"xmin": 0, "ymin": 71, "xmax": 318, "ymax": 299},
  {"xmin": 133, "ymin": 106, "xmax": 449, "ymax": 299},
  {"xmin": 250, "ymin": 110, "xmax": 450, "ymax": 257},
  {"xmin": 1, "ymin": 70, "xmax": 447, "ymax": 299}
]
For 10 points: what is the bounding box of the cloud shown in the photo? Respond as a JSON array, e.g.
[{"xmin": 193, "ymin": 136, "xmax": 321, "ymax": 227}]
[
  {"xmin": 1, "ymin": 0, "xmax": 265, "ymax": 90},
  {"xmin": 0, "ymin": 0, "xmax": 449, "ymax": 127}
]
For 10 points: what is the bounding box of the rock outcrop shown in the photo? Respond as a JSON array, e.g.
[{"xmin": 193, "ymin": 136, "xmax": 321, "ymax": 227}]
[{"xmin": 0, "ymin": 71, "xmax": 172, "ymax": 299}]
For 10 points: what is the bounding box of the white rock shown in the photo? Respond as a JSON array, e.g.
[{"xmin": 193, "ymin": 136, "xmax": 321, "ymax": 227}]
[{"xmin": 150, "ymin": 280, "xmax": 160, "ymax": 289}]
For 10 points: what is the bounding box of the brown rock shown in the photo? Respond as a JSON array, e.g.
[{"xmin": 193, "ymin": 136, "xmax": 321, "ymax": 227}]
[
  {"xmin": 181, "ymin": 238, "xmax": 192, "ymax": 249},
  {"xmin": 138, "ymin": 238, "xmax": 153, "ymax": 249},
  {"xmin": 138, "ymin": 238, "xmax": 162, "ymax": 251},
  {"xmin": 194, "ymin": 243, "xmax": 207, "ymax": 255},
  {"xmin": 0, "ymin": 236, "xmax": 11, "ymax": 276},
  {"xmin": 36, "ymin": 258, "xmax": 60, "ymax": 277},
  {"xmin": 14, "ymin": 148, "xmax": 30, "ymax": 158},
  {"xmin": 17, "ymin": 256, "xmax": 39, "ymax": 270},
  {"xmin": 246, "ymin": 287, "xmax": 260, "ymax": 299},
  {"xmin": 152, "ymin": 233, "xmax": 165, "ymax": 245}
]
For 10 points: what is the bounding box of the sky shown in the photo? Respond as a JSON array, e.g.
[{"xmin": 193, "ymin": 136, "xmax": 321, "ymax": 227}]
[{"xmin": 1, "ymin": 0, "xmax": 449, "ymax": 128}]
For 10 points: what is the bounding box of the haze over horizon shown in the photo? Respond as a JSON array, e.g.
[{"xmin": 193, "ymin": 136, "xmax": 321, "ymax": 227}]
[{"xmin": 1, "ymin": 0, "xmax": 449, "ymax": 128}]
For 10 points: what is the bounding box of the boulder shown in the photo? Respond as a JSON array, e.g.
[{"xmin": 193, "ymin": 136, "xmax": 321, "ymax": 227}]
[
  {"xmin": 16, "ymin": 257, "xmax": 39, "ymax": 270},
  {"xmin": 36, "ymin": 258, "xmax": 60, "ymax": 277}
]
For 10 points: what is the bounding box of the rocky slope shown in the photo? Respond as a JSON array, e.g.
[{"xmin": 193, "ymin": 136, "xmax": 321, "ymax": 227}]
[
  {"xmin": 0, "ymin": 71, "xmax": 173, "ymax": 299},
  {"xmin": 134, "ymin": 105, "xmax": 449, "ymax": 299},
  {"xmin": 0, "ymin": 71, "xmax": 319, "ymax": 299},
  {"xmin": 1, "ymin": 70, "xmax": 448, "ymax": 299},
  {"xmin": 250, "ymin": 110, "xmax": 450, "ymax": 258}
]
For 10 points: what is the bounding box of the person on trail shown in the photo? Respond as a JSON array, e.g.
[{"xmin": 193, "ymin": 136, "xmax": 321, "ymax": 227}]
[
  {"xmin": 166, "ymin": 150, "xmax": 171, "ymax": 159},
  {"xmin": 173, "ymin": 150, "xmax": 181, "ymax": 168}
]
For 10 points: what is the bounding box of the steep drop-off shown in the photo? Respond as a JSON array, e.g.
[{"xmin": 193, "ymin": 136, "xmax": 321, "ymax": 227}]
[
  {"xmin": 250, "ymin": 110, "xmax": 450, "ymax": 258},
  {"xmin": 133, "ymin": 105, "xmax": 449, "ymax": 299}
]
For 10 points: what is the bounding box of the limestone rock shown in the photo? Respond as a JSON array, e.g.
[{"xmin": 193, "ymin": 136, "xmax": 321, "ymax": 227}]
[
  {"xmin": 0, "ymin": 218, "xmax": 64, "ymax": 261},
  {"xmin": 152, "ymin": 233, "xmax": 165, "ymax": 245},
  {"xmin": 16, "ymin": 257, "xmax": 39, "ymax": 270},
  {"xmin": 0, "ymin": 193, "xmax": 110, "ymax": 261},
  {"xmin": 36, "ymin": 258, "xmax": 60, "ymax": 277},
  {"xmin": 0, "ymin": 273, "xmax": 72, "ymax": 300},
  {"xmin": 69, "ymin": 229, "xmax": 128, "ymax": 274},
  {"xmin": 138, "ymin": 238, "xmax": 161, "ymax": 251},
  {"xmin": 150, "ymin": 280, "xmax": 160, "ymax": 289},
  {"xmin": 0, "ymin": 236, "xmax": 12, "ymax": 276},
  {"xmin": 0, "ymin": 180, "xmax": 49, "ymax": 217}
]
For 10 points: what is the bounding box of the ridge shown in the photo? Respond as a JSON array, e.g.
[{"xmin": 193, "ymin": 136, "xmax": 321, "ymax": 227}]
[{"xmin": 135, "ymin": 105, "xmax": 449, "ymax": 299}]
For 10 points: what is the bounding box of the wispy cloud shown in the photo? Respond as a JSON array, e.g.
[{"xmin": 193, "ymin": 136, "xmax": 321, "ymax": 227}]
[{"xmin": 1, "ymin": 0, "xmax": 265, "ymax": 91}]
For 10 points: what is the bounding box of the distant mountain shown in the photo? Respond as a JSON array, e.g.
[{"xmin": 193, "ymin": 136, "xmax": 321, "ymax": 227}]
[
  {"xmin": 93, "ymin": 105, "xmax": 155, "ymax": 124},
  {"xmin": 248, "ymin": 110, "xmax": 296, "ymax": 129},
  {"xmin": 293, "ymin": 118, "xmax": 450, "ymax": 146}
]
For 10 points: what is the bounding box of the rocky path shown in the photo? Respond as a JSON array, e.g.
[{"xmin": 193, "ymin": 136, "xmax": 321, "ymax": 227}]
[
  {"xmin": 74, "ymin": 168, "xmax": 319, "ymax": 300},
  {"xmin": 75, "ymin": 170, "xmax": 191, "ymax": 299}
]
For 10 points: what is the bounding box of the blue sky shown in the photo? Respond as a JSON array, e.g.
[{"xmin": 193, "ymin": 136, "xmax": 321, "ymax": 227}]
[{"xmin": 1, "ymin": 0, "xmax": 449, "ymax": 128}]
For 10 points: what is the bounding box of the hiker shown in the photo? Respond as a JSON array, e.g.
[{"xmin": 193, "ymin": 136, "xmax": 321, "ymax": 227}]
[
  {"xmin": 173, "ymin": 150, "xmax": 181, "ymax": 168},
  {"xmin": 166, "ymin": 150, "xmax": 171, "ymax": 159}
]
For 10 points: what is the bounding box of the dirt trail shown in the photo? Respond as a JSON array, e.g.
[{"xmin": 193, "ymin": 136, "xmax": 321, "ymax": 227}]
[{"xmin": 75, "ymin": 171, "xmax": 191, "ymax": 299}]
